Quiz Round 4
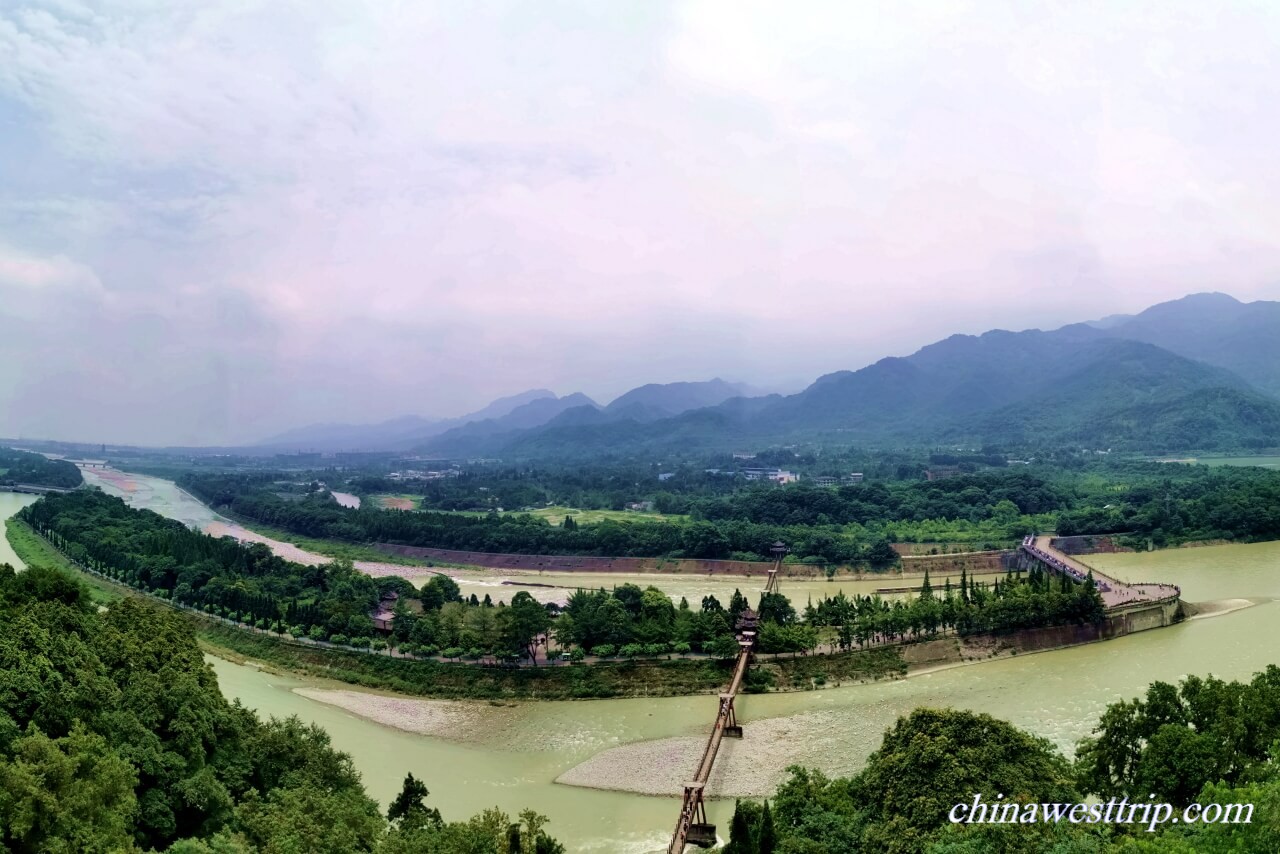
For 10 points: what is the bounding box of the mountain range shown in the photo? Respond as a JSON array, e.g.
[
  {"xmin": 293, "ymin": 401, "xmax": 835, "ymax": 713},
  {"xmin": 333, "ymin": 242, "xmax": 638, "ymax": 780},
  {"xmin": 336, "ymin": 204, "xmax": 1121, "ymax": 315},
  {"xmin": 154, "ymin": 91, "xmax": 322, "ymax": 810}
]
[
  {"xmin": 256, "ymin": 380, "xmax": 757, "ymax": 452},
  {"xmin": 257, "ymin": 293, "xmax": 1280, "ymax": 457},
  {"xmin": 412, "ymin": 293, "xmax": 1280, "ymax": 457}
]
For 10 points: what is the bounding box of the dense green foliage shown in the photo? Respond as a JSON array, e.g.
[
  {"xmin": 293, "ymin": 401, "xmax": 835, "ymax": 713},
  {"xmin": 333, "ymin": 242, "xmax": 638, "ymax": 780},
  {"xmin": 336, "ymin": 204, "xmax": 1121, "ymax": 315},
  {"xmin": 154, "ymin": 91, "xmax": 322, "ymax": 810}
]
[
  {"xmin": 728, "ymin": 671, "xmax": 1280, "ymax": 853},
  {"xmin": 21, "ymin": 487, "xmax": 1101, "ymax": 669},
  {"xmin": 0, "ymin": 446, "xmax": 82, "ymax": 489},
  {"xmin": 179, "ymin": 460, "xmax": 1280, "ymax": 567},
  {"xmin": 0, "ymin": 559, "xmax": 567, "ymax": 853},
  {"xmin": 20, "ymin": 490, "xmax": 564, "ymax": 662},
  {"xmin": 21, "ymin": 489, "xmax": 391, "ymax": 641},
  {"xmin": 807, "ymin": 566, "xmax": 1105, "ymax": 643},
  {"xmin": 1076, "ymin": 667, "xmax": 1280, "ymax": 805}
]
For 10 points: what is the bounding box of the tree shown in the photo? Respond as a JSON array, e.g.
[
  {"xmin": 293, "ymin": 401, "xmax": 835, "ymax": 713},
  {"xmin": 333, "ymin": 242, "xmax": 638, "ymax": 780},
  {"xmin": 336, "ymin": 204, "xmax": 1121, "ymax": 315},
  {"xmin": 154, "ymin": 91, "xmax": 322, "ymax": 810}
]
[
  {"xmin": 757, "ymin": 800, "xmax": 777, "ymax": 854},
  {"xmin": 865, "ymin": 538, "xmax": 899, "ymax": 570},
  {"xmin": 503, "ymin": 592, "xmax": 551, "ymax": 664},
  {"xmin": 723, "ymin": 800, "xmax": 758, "ymax": 854},
  {"xmin": 0, "ymin": 726, "xmax": 138, "ymax": 854},
  {"xmin": 854, "ymin": 708, "xmax": 1079, "ymax": 853},
  {"xmin": 387, "ymin": 773, "xmax": 442, "ymax": 831}
]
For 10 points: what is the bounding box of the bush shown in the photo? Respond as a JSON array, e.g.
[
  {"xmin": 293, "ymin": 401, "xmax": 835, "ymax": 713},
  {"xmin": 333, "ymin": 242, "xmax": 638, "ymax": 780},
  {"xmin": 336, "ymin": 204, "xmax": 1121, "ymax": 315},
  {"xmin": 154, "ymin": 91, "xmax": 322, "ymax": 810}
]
[
  {"xmin": 620, "ymin": 643, "xmax": 643, "ymax": 658},
  {"xmin": 643, "ymin": 643, "xmax": 668, "ymax": 658},
  {"xmin": 442, "ymin": 647, "xmax": 464, "ymax": 660},
  {"xmin": 330, "ymin": 633, "xmax": 350, "ymax": 646},
  {"xmin": 307, "ymin": 626, "xmax": 326, "ymax": 641},
  {"xmin": 349, "ymin": 636, "xmax": 371, "ymax": 649},
  {"xmin": 371, "ymin": 638, "xmax": 388, "ymax": 652},
  {"xmin": 673, "ymin": 642, "xmax": 692, "ymax": 656},
  {"xmin": 592, "ymin": 644, "xmax": 616, "ymax": 658},
  {"xmin": 569, "ymin": 648, "xmax": 586, "ymax": 663}
]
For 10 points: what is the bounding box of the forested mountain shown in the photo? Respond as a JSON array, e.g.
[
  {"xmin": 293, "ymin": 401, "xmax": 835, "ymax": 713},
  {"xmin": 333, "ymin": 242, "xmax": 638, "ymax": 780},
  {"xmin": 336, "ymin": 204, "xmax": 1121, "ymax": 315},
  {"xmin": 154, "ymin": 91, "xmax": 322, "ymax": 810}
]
[
  {"xmin": 420, "ymin": 310, "xmax": 1280, "ymax": 457},
  {"xmin": 423, "ymin": 380, "xmax": 758, "ymax": 452},
  {"xmin": 1097, "ymin": 292, "xmax": 1280, "ymax": 398},
  {"xmin": 253, "ymin": 388, "xmax": 557, "ymax": 451},
  {"xmin": 258, "ymin": 293, "xmax": 1280, "ymax": 458},
  {"xmin": 604, "ymin": 378, "xmax": 754, "ymax": 419}
]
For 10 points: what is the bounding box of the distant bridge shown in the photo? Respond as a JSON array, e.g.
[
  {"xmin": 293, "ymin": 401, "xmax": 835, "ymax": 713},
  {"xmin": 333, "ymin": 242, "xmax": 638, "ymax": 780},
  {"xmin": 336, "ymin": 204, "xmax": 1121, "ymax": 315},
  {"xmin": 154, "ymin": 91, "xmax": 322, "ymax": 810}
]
[
  {"xmin": 667, "ymin": 544, "xmax": 786, "ymax": 852},
  {"xmin": 1019, "ymin": 535, "xmax": 1180, "ymax": 610},
  {"xmin": 0, "ymin": 483, "xmax": 78, "ymax": 495}
]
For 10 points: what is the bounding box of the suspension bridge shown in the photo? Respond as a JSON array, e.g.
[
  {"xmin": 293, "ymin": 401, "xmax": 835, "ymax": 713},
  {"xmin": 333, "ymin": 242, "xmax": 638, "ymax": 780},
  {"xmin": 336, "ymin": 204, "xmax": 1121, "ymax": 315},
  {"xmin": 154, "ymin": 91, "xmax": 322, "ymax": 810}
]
[{"xmin": 667, "ymin": 542, "xmax": 787, "ymax": 852}]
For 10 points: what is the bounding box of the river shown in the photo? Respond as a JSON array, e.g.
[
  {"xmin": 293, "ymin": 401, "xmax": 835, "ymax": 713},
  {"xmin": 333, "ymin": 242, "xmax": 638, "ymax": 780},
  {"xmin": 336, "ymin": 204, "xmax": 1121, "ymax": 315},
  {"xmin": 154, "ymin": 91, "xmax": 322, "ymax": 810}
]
[
  {"xmin": 0, "ymin": 491, "xmax": 38, "ymax": 568},
  {"xmin": 15, "ymin": 473, "xmax": 1280, "ymax": 852},
  {"xmin": 77, "ymin": 468, "xmax": 967, "ymax": 609}
]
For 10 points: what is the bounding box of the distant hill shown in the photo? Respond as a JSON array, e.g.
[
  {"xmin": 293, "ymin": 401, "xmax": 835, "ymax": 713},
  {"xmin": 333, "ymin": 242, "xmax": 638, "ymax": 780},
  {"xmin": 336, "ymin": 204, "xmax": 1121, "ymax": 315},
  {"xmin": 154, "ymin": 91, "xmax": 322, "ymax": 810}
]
[
  {"xmin": 418, "ymin": 392, "xmax": 601, "ymax": 451},
  {"xmin": 421, "ymin": 300, "xmax": 1280, "ymax": 457},
  {"xmin": 424, "ymin": 379, "xmax": 760, "ymax": 451},
  {"xmin": 954, "ymin": 340, "xmax": 1280, "ymax": 449},
  {"xmin": 1097, "ymin": 292, "xmax": 1280, "ymax": 398},
  {"xmin": 253, "ymin": 388, "xmax": 556, "ymax": 451},
  {"xmin": 261, "ymin": 292, "xmax": 1280, "ymax": 458},
  {"xmin": 604, "ymin": 378, "xmax": 755, "ymax": 420}
]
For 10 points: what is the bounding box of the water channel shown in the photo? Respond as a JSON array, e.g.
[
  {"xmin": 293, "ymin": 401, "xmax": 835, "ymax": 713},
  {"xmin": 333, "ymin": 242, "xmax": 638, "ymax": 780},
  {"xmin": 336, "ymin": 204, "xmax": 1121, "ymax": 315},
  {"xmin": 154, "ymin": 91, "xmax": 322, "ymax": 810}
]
[{"xmin": 10, "ymin": 473, "xmax": 1280, "ymax": 852}]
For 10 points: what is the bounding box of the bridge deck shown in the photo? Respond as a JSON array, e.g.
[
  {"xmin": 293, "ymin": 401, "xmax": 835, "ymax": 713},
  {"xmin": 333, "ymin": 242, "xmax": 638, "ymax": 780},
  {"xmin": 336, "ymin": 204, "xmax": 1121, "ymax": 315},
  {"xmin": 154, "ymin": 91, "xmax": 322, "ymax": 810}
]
[
  {"xmin": 668, "ymin": 566, "xmax": 780, "ymax": 853},
  {"xmin": 1024, "ymin": 536, "xmax": 1179, "ymax": 608}
]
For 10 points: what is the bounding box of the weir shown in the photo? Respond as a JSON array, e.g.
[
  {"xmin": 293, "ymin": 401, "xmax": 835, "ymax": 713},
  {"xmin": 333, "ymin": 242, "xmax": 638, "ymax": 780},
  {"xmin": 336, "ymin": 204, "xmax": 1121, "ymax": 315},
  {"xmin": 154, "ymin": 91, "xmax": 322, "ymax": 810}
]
[{"xmin": 667, "ymin": 543, "xmax": 785, "ymax": 853}]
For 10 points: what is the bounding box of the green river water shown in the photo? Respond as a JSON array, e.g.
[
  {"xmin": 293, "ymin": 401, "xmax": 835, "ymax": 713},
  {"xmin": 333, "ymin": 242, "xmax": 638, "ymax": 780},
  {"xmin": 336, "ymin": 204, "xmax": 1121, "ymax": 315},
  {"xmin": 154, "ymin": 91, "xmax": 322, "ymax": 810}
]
[{"xmin": 8, "ymin": 476, "xmax": 1280, "ymax": 852}]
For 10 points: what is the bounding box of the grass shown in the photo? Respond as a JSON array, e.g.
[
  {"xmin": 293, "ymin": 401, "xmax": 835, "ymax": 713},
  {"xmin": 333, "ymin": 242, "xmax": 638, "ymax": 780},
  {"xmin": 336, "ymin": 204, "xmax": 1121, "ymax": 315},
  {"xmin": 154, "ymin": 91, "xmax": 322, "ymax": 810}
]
[
  {"xmin": 5, "ymin": 518, "xmax": 123, "ymax": 605},
  {"xmin": 440, "ymin": 504, "xmax": 686, "ymax": 524},
  {"xmin": 1198, "ymin": 455, "xmax": 1280, "ymax": 469},
  {"xmin": 370, "ymin": 493, "xmax": 420, "ymax": 510},
  {"xmin": 1153, "ymin": 455, "xmax": 1280, "ymax": 469}
]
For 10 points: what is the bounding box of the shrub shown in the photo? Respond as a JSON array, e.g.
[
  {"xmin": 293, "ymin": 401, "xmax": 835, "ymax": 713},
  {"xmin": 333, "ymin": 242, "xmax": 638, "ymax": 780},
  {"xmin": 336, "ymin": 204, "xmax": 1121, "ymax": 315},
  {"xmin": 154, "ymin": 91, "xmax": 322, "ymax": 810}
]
[{"xmin": 592, "ymin": 644, "xmax": 616, "ymax": 658}]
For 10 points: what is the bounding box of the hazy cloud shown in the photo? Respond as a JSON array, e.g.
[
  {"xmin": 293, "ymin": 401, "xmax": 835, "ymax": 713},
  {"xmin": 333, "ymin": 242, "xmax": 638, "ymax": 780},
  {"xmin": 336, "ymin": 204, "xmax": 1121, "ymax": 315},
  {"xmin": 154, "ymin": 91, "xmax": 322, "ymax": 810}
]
[{"xmin": 1, "ymin": 0, "xmax": 1279, "ymax": 444}]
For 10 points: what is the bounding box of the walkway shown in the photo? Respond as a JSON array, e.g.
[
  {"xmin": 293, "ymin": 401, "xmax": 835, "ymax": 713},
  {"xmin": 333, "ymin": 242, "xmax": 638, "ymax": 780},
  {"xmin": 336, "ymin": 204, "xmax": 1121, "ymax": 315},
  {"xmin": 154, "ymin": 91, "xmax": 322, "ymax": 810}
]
[
  {"xmin": 1023, "ymin": 536, "xmax": 1180, "ymax": 609},
  {"xmin": 667, "ymin": 558, "xmax": 782, "ymax": 852}
]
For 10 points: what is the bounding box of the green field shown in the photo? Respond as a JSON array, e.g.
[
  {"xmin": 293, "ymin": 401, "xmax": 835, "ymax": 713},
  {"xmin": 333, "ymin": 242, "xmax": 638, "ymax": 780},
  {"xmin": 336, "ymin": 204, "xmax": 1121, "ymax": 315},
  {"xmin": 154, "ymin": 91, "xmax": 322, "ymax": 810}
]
[
  {"xmin": 370, "ymin": 493, "xmax": 421, "ymax": 510},
  {"xmin": 1158, "ymin": 455, "xmax": 1280, "ymax": 469},
  {"xmin": 523, "ymin": 504, "xmax": 685, "ymax": 524},
  {"xmin": 436, "ymin": 504, "xmax": 685, "ymax": 524}
]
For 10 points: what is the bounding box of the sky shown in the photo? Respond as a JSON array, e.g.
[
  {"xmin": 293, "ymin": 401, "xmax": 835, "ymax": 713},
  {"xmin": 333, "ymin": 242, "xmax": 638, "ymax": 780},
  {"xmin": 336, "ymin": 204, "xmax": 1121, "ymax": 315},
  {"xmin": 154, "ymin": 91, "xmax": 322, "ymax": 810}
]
[{"xmin": 2, "ymin": 0, "xmax": 1280, "ymax": 446}]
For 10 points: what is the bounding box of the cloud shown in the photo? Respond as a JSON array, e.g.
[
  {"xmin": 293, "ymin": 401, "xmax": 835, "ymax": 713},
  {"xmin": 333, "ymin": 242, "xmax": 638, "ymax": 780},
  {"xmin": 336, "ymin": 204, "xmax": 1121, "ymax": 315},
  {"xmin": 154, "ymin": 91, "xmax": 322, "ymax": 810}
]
[
  {"xmin": 1, "ymin": 0, "xmax": 1279, "ymax": 444},
  {"xmin": 0, "ymin": 243, "xmax": 102, "ymax": 293}
]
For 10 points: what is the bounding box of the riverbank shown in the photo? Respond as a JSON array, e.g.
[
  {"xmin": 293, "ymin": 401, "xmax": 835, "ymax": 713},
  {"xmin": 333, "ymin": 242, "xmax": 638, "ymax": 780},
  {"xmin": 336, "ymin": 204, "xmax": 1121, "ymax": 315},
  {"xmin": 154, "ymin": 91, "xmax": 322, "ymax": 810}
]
[
  {"xmin": 5, "ymin": 517, "xmax": 122, "ymax": 605},
  {"xmin": 194, "ymin": 620, "xmax": 907, "ymax": 700}
]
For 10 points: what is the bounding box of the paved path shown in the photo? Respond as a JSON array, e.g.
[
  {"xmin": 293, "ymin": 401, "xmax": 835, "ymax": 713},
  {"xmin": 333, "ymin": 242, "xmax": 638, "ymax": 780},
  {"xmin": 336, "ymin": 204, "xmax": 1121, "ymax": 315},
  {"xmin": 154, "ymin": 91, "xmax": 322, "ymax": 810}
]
[{"xmin": 1028, "ymin": 536, "xmax": 1180, "ymax": 609}]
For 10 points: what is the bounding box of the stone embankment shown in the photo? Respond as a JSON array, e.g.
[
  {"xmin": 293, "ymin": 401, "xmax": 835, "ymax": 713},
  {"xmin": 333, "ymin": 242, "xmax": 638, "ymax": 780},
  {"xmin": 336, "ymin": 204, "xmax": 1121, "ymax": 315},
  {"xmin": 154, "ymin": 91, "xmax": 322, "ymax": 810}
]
[{"xmin": 374, "ymin": 543, "xmax": 1007, "ymax": 578}]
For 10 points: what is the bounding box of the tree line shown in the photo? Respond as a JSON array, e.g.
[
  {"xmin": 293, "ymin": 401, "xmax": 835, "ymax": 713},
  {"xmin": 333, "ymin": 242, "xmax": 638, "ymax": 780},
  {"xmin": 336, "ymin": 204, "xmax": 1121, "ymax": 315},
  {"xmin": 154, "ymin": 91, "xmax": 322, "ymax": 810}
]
[
  {"xmin": 182, "ymin": 461, "xmax": 1280, "ymax": 565},
  {"xmin": 0, "ymin": 446, "xmax": 83, "ymax": 489},
  {"xmin": 180, "ymin": 472, "xmax": 905, "ymax": 565},
  {"xmin": 19, "ymin": 490, "xmax": 1103, "ymax": 668}
]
